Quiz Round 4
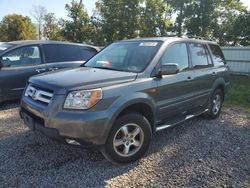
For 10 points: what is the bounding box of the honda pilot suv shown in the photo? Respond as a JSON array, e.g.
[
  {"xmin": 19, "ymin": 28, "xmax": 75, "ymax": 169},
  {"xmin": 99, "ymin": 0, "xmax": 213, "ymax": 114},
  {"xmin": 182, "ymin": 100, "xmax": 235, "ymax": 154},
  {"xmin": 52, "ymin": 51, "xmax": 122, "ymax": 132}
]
[{"xmin": 20, "ymin": 37, "xmax": 229, "ymax": 164}]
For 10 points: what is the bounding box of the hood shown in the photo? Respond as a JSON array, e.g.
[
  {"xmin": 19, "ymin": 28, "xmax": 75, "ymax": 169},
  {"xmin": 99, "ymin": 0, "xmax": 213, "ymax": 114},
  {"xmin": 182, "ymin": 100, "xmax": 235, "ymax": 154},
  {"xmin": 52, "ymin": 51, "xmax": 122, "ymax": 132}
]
[{"xmin": 29, "ymin": 67, "xmax": 137, "ymax": 94}]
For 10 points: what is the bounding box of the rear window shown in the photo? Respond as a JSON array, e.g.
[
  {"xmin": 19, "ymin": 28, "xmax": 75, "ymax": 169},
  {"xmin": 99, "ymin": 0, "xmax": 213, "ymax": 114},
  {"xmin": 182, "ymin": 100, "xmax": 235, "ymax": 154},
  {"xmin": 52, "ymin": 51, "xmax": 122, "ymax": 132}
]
[
  {"xmin": 43, "ymin": 44, "xmax": 97, "ymax": 63},
  {"xmin": 209, "ymin": 44, "xmax": 226, "ymax": 66},
  {"xmin": 189, "ymin": 43, "xmax": 212, "ymax": 69}
]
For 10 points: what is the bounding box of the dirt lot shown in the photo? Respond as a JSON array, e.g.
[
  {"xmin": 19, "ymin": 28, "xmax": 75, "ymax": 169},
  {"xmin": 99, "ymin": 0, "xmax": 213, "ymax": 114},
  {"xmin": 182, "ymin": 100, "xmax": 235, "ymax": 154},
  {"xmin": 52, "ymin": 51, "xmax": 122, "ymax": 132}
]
[{"xmin": 0, "ymin": 102, "xmax": 249, "ymax": 187}]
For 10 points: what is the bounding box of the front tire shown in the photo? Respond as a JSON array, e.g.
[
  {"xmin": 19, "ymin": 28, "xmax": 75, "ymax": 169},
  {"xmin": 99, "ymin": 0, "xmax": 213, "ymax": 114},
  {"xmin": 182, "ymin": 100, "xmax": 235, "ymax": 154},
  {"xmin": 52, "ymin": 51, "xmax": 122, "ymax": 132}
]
[
  {"xmin": 203, "ymin": 89, "xmax": 223, "ymax": 119},
  {"xmin": 101, "ymin": 112, "xmax": 152, "ymax": 165}
]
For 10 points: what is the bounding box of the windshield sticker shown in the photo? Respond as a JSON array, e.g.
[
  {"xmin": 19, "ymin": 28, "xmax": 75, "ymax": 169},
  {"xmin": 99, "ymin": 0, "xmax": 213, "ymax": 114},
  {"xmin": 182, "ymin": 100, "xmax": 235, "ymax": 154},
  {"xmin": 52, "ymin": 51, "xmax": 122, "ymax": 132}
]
[
  {"xmin": 0, "ymin": 47, "xmax": 7, "ymax": 50},
  {"xmin": 139, "ymin": 42, "xmax": 158, "ymax": 47}
]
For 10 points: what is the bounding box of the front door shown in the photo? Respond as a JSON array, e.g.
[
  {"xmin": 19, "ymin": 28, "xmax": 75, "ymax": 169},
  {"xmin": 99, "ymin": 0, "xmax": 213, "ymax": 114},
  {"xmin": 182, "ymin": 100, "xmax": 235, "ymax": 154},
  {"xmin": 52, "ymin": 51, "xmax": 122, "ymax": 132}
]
[
  {"xmin": 156, "ymin": 42, "xmax": 195, "ymax": 122},
  {"xmin": 0, "ymin": 45, "xmax": 46, "ymax": 101}
]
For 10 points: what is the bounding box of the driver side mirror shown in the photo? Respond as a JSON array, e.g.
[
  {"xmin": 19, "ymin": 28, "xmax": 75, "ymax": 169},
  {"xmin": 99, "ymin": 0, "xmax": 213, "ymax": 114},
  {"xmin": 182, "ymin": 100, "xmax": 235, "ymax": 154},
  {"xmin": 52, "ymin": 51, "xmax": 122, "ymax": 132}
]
[{"xmin": 156, "ymin": 63, "xmax": 179, "ymax": 77}]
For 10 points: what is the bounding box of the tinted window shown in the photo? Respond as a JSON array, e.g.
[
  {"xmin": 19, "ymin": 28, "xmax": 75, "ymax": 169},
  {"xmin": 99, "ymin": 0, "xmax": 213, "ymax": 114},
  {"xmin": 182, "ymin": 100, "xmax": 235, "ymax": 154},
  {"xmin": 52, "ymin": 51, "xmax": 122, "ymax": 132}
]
[
  {"xmin": 85, "ymin": 41, "xmax": 162, "ymax": 73},
  {"xmin": 43, "ymin": 44, "xmax": 97, "ymax": 63},
  {"xmin": 1, "ymin": 46, "xmax": 41, "ymax": 67},
  {"xmin": 190, "ymin": 43, "xmax": 210, "ymax": 69},
  {"xmin": 209, "ymin": 44, "xmax": 225, "ymax": 66},
  {"xmin": 161, "ymin": 43, "xmax": 189, "ymax": 71}
]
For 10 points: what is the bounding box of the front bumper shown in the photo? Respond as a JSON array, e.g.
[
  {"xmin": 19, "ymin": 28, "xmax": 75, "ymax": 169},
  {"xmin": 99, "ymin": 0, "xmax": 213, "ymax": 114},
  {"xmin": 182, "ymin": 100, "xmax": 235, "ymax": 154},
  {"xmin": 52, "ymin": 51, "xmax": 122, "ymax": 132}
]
[{"xmin": 20, "ymin": 95, "xmax": 111, "ymax": 147}]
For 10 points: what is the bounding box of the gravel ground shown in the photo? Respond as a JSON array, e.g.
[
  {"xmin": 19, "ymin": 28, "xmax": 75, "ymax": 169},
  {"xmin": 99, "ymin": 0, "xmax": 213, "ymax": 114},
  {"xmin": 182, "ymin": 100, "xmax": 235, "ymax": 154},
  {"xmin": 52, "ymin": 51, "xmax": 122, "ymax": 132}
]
[{"xmin": 0, "ymin": 102, "xmax": 249, "ymax": 188}]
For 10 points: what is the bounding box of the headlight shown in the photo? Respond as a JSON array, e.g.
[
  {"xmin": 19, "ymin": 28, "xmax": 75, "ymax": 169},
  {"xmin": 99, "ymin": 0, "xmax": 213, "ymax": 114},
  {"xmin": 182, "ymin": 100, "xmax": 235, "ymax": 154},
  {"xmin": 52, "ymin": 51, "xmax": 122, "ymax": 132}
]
[{"xmin": 64, "ymin": 88, "xmax": 102, "ymax": 110}]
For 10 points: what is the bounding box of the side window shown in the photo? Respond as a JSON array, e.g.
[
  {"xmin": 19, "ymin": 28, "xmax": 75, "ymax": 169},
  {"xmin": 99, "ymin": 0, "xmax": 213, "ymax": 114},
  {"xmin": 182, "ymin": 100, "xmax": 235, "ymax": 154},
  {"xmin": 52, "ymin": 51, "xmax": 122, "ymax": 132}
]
[
  {"xmin": 189, "ymin": 43, "xmax": 211, "ymax": 69},
  {"xmin": 1, "ymin": 46, "xmax": 41, "ymax": 67},
  {"xmin": 209, "ymin": 44, "xmax": 226, "ymax": 66},
  {"xmin": 43, "ymin": 44, "xmax": 97, "ymax": 63},
  {"xmin": 161, "ymin": 43, "xmax": 189, "ymax": 71}
]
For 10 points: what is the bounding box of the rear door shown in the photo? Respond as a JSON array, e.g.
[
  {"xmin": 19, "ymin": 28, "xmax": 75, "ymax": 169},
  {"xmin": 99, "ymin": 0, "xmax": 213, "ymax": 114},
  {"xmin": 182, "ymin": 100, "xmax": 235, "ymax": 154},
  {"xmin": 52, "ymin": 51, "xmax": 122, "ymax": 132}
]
[
  {"xmin": 42, "ymin": 44, "xmax": 98, "ymax": 71},
  {"xmin": 0, "ymin": 45, "xmax": 46, "ymax": 101},
  {"xmin": 156, "ymin": 42, "xmax": 195, "ymax": 121},
  {"xmin": 188, "ymin": 42, "xmax": 215, "ymax": 107}
]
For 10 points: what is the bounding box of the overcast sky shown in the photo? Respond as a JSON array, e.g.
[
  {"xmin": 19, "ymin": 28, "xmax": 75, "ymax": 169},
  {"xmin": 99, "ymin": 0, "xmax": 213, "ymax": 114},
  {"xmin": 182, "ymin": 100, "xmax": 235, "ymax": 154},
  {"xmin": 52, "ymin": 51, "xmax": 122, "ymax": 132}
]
[{"xmin": 0, "ymin": 0, "xmax": 249, "ymax": 22}]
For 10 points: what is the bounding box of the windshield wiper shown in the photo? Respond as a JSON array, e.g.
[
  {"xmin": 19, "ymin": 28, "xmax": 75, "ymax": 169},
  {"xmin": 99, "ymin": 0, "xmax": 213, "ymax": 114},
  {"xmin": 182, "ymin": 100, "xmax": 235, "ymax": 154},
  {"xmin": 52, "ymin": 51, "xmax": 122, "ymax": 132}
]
[{"xmin": 91, "ymin": 66, "xmax": 125, "ymax": 72}]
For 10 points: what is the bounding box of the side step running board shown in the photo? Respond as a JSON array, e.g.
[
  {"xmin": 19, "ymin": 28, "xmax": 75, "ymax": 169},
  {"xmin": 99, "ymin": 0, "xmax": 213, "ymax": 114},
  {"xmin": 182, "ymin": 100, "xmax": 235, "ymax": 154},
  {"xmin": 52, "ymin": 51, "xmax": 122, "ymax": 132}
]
[{"xmin": 156, "ymin": 109, "xmax": 208, "ymax": 132}]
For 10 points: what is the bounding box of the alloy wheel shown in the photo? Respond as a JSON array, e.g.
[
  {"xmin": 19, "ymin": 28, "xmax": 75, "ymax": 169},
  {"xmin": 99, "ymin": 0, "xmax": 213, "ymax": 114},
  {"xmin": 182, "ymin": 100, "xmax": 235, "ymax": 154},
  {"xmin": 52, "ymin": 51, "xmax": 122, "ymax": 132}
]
[{"xmin": 113, "ymin": 123, "xmax": 144, "ymax": 157}]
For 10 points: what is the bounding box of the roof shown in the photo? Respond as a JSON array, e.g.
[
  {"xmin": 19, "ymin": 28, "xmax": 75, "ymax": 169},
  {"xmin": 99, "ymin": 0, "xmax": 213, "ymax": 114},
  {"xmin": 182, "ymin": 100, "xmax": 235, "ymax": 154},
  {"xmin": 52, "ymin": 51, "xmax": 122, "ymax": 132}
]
[{"xmin": 5, "ymin": 40, "xmax": 99, "ymax": 50}]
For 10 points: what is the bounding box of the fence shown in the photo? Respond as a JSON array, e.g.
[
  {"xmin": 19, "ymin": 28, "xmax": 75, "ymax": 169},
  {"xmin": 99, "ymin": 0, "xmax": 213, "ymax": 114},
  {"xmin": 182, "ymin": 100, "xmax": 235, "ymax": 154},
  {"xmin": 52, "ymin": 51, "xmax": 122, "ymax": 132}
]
[{"xmin": 221, "ymin": 46, "xmax": 250, "ymax": 74}]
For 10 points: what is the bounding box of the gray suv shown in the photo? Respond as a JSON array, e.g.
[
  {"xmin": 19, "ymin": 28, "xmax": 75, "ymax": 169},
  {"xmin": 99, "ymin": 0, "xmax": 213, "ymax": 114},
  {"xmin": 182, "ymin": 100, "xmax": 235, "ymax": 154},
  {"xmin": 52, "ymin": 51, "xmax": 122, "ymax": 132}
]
[{"xmin": 20, "ymin": 37, "xmax": 229, "ymax": 164}]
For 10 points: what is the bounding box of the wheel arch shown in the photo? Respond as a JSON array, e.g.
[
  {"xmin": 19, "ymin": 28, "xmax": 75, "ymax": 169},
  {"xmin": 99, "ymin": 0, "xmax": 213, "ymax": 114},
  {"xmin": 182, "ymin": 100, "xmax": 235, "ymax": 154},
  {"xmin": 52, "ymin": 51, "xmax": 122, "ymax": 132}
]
[
  {"xmin": 211, "ymin": 77, "xmax": 226, "ymax": 101},
  {"xmin": 103, "ymin": 93, "xmax": 157, "ymax": 144}
]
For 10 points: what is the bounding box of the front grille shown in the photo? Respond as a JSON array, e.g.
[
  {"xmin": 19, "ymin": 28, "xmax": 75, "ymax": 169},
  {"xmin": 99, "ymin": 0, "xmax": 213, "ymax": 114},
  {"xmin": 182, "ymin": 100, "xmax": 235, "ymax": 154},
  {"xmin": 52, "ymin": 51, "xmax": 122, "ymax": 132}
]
[{"xmin": 25, "ymin": 84, "xmax": 53, "ymax": 105}]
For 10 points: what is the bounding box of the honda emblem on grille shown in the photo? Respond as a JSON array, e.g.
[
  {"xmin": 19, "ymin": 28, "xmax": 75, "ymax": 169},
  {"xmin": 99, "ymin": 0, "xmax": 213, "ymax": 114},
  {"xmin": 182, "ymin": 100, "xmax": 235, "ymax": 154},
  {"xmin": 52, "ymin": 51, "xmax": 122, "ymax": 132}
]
[{"xmin": 31, "ymin": 89, "xmax": 38, "ymax": 100}]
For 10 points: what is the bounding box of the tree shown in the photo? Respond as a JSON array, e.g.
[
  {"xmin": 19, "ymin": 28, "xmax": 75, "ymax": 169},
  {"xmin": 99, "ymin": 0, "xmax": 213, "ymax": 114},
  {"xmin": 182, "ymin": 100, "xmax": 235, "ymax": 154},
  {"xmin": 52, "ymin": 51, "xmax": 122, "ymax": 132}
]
[
  {"xmin": 184, "ymin": 0, "xmax": 220, "ymax": 38},
  {"xmin": 61, "ymin": 0, "xmax": 92, "ymax": 43},
  {"xmin": 140, "ymin": 0, "xmax": 172, "ymax": 37},
  {"xmin": 42, "ymin": 13, "xmax": 64, "ymax": 40},
  {"xmin": 0, "ymin": 14, "xmax": 37, "ymax": 41},
  {"xmin": 30, "ymin": 5, "xmax": 47, "ymax": 40},
  {"xmin": 231, "ymin": 12, "xmax": 250, "ymax": 46},
  {"xmin": 166, "ymin": 0, "xmax": 193, "ymax": 36},
  {"xmin": 90, "ymin": 12, "xmax": 106, "ymax": 45},
  {"xmin": 95, "ymin": 0, "xmax": 141, "ymax": 43},
  {"xmin": 214, "ymin": 0, "xmax": 247, "ymax": 45}
]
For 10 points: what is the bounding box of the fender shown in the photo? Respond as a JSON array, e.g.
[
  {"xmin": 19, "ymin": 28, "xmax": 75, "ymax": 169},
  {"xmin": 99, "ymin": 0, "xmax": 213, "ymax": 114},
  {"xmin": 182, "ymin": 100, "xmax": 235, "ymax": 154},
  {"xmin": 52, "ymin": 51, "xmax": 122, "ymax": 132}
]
[
  {"xmin": 210, "ymin": 77, "xmax": 226, "ymax": 97},
  {"xmin": 102, "ymin": 92, "xmax": 157, "ymax": 143}
]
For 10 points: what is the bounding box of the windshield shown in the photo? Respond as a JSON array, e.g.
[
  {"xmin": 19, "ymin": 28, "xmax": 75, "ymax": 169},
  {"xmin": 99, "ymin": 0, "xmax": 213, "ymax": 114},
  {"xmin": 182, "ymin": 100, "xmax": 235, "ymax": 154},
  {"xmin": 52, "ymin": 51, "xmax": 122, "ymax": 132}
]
[
  {"xmin": 85, "ymin": 41, "xmax": 162, "ymax": 73},
  {"xmin": 0, "ymin": 43, "xmax": 14, "ymax": 53}
]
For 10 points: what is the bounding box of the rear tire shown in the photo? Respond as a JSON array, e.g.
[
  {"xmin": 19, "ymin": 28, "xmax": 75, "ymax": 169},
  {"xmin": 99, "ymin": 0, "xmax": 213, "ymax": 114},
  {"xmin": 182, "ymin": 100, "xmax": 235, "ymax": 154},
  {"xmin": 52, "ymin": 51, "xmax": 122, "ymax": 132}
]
[
  {"xmin": 101, "ymin": 112, "xmax": 152, "ymax": 165},
  {"xmin": 203, "ymin": 89, "xmax": 223, "ymax": 119}
]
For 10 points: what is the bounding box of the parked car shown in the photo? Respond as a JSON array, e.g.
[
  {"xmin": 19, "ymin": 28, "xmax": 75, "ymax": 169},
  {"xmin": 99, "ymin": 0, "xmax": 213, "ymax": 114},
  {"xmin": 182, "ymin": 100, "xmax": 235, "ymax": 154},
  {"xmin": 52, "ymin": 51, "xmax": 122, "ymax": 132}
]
[
  {"xmin": 0, "ymin": 40, "xmax": 99, "ymax": 102},
  {"xmin": 20, "ymin": 37, "xmax": 229, "ymax": 164}
]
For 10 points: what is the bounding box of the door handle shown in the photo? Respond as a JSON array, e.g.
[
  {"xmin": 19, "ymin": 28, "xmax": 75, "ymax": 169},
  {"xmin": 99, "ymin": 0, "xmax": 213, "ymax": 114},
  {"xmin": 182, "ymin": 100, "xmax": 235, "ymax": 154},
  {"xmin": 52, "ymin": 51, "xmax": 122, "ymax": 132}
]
[
  {"xmin": 212, "ymin": 71, "xmax": 216, "ymax": 75},
  {"xmin": 187, "ymin": 76, "xmax": 193, "ymax": 81},
  {"xmin": 48, "ymin": 67, "xmax": 59, "ymax": 71},
  {"xmin": 36, "ymin": 68, "xmax": 46, "ymax": 73}
]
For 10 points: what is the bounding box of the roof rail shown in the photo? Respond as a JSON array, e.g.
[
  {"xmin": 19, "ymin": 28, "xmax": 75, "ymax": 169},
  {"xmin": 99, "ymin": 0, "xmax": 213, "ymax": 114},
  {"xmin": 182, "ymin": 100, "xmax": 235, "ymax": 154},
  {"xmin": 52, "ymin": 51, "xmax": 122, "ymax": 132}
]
[
  {"xmin": 166, "ymin": 34, "xmax": 205, "ymax": 39},
  {"xmin": 165, "ymin": 34, "xmax": 216, "ymax": 42}
]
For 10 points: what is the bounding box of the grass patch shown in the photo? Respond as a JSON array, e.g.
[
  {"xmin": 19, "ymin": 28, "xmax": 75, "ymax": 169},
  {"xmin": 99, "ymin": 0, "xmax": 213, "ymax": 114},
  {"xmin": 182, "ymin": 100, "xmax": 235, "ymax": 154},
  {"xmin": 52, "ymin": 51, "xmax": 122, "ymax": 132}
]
[{"xmin": 224, "ymin": 74, "xmax": 250, "ymax": 113}]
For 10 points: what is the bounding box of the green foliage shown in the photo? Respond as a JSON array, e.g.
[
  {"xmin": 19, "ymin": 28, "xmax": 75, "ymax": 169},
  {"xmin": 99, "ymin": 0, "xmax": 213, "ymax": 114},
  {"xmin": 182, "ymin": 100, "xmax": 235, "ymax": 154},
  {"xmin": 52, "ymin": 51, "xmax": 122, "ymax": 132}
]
[
  {"xmin": 224, "ymin": 75, "xmax": 250, "ymax": 113},
  {"xmin": 166, "ymin": 0, "xmax": 192, "ymax": 36},
  {"xmin": 214, "ymin": 0, "xmax": 247, "ymax": 45},
  {"xmin": 42, "ymin": 13, "xmax": 64, "ymax": 41},
  {"xmin": 140, "ymin": 0, "xmax": 171, "ymax": 37},
  {"xmin": 90, "ymin": 13, "xmax": 106, "ymax": 46},
  {"xmin": 61, "ymin": 0, "xmax": 92, "ymax": 43},
  {"xmin": 0, "ymin": 14, "xmax": 37, "ymax": 41},
  {"xmin": 0, "ymin": 0, "xmax": 249, "ymax": 46},
  {"xmin": 184, "ymin": 0, "xmax": 219, "ymax": 38},
  {"xmin": 232, "ymin": 12, "xmax": 250, "ymax": 46},
  {"xmin": 94, "ymin": 0, "xmax": 172, "ymax": 43},
  {"xmin": 94, "ymin": 0, "xmax": 141, "ymax": 43}
]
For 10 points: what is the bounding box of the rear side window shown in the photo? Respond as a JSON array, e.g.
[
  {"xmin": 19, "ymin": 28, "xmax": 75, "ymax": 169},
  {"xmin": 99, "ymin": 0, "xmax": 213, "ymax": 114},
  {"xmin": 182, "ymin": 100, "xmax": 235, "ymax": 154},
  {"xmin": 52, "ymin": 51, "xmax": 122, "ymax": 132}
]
[
  {"xmin": 161, "ymin": 43, "xmax": 189, "ymax": 71},
  {"xmin": 209, "ymin": 44, "xmax": 226, "ymax": 66},
  {"xmin": 43, "ymin": 44, "xmax": 97, "ymax": 63},
  {"xmin": 189, "ymin": 43, "xmax": 211, "ymax": 69}
]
